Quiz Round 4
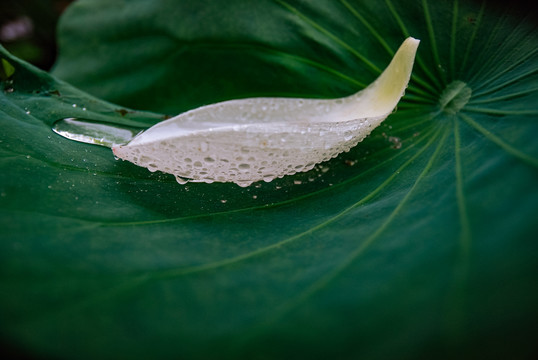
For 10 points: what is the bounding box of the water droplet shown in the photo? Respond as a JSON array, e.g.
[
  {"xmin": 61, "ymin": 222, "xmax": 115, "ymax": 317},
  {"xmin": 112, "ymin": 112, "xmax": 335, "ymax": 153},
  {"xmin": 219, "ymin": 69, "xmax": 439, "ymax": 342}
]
[
  {"xmin": 147, "ymin": 163, "xmax": 158, "ymax": 172},
  {"xmin": 388, "ymin": 136, "xmax": 402, "ymax": 149},
  {"xmin": 236, "ymin": 180, "xmax": 253, "ymax": 187},
  {"xmin": 220, "ymin": 199, "xmax": 228, "ymax": 204},
  {"xmin": 51, "ymin": 118, "xmax": 144, "ymax": 148},
  {"xmin": 175, "ymin": 175, "xmax": 189, "ymax": 185},
  {"xmin": 293, "ymin": 179, "xmax": 302, "ymax": 185}
]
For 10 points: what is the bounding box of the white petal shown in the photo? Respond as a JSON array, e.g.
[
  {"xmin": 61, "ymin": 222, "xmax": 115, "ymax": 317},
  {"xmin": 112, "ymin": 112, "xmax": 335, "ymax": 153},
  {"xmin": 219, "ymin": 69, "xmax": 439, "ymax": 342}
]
[{"xmin": 113, "ymin": 37, "xmax": 420, "ymax": 186}]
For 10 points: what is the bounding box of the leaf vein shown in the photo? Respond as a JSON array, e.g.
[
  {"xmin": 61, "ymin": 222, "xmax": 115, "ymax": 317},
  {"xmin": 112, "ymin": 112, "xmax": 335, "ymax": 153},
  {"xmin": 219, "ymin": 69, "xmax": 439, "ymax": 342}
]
[
  {"xmin": 422, "ymin": 0, "xmax": 446, "ymax": 85},
  {"xmin": 468, "ymin": 87, "xmax": 538, "ymax": 104},
  {"xmin": 459, "ymin": 113, "xmax": 538, "ymax": 167},
  {"xmin": 259, "ymin": 125, "xmax": 448, "ymax": 323},
  {"xmin": 276, "ymin": 0, "xmax": 381, "ymax": 74},
  {"xmin": 460, "ymin": 1, "xmax": 485, "ymax": 76}
]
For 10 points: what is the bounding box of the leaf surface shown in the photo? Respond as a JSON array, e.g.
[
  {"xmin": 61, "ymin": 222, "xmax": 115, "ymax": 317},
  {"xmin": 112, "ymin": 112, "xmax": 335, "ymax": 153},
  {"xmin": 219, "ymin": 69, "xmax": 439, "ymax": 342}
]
[{"xmin": 2, "ymin": 0, "xmax": 538, "ymax": 359}]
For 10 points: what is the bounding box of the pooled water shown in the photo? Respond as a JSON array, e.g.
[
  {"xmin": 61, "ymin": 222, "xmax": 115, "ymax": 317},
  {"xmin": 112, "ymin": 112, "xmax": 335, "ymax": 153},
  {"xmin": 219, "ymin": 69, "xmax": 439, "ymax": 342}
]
[{"xmin": 52, "ymin": 118, "xmax": 143, "ymax": 148}]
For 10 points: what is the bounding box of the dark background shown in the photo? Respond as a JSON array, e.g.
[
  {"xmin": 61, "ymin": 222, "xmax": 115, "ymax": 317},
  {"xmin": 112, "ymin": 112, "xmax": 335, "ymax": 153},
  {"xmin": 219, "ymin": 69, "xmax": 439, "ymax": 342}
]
[{"xmin": 0, "ymin": 0, "xmax": 73, "ymax": 71}]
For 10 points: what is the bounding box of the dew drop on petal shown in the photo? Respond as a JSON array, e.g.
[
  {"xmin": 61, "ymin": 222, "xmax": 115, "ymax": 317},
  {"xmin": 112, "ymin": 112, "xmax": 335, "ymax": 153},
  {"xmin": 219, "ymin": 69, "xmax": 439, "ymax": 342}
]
[
  {"xmin": 175, "ymin": 175, "xmax": 189, "ymax": 185},
  {"xmin": 104, "ymin": 38, "xmax": 420, "ymax": 187}
]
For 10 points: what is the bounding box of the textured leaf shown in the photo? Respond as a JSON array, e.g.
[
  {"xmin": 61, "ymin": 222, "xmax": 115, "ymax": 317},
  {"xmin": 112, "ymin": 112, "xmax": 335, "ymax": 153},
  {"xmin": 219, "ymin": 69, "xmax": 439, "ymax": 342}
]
[{"xmin": 2, "ymin": 0, "xmax": 538, "ymax": 359}]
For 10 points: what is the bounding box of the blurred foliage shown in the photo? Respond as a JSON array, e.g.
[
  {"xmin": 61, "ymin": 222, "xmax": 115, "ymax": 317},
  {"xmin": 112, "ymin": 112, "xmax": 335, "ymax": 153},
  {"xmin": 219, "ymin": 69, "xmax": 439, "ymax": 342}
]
[{"xmin": 0, "ymin": 0, "xmax": 72, "ymax": 70}]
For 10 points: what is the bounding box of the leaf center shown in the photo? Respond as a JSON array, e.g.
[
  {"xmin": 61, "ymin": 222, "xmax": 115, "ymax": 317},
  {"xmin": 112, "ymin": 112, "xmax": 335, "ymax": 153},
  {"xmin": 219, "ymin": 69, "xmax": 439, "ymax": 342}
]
[{"xmin": 438, "ymin": 80, "xmax": 472, "ymax": 114}]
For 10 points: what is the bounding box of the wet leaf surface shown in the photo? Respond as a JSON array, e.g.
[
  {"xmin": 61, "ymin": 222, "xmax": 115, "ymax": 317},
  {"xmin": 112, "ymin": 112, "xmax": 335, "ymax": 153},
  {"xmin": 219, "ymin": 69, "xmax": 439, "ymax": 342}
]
[{"xmin": 1, "ymin": 1, "xmax": 537, "ymax": 359}]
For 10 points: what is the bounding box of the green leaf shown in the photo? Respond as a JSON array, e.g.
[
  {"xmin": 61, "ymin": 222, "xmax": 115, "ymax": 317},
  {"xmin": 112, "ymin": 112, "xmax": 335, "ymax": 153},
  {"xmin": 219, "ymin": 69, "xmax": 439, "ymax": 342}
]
[
  {"xmin": 0, "ymin": 58, "xmax": 16, "ymax": 80},
  {"xmin": 2, "ymin": 0, "xmax": 538, "ymax": 359}
]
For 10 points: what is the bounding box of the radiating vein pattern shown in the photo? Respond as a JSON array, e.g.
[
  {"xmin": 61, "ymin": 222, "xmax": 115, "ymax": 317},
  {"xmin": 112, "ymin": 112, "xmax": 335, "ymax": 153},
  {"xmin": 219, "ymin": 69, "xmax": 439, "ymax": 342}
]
[
  {"xmin": 460, "ymin": 113, "xmax": 538, "ymax": 167},
  {"xmin": 2, "ymin": 0, "xmax": 538, "ymax": 359},
  {"xmin": 264, "ymin": 125, "xmax": 449, "ymax": 323},
  {"xmin": 277, "ymin": 0, "xmax": 382, "ymax": 74}
]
